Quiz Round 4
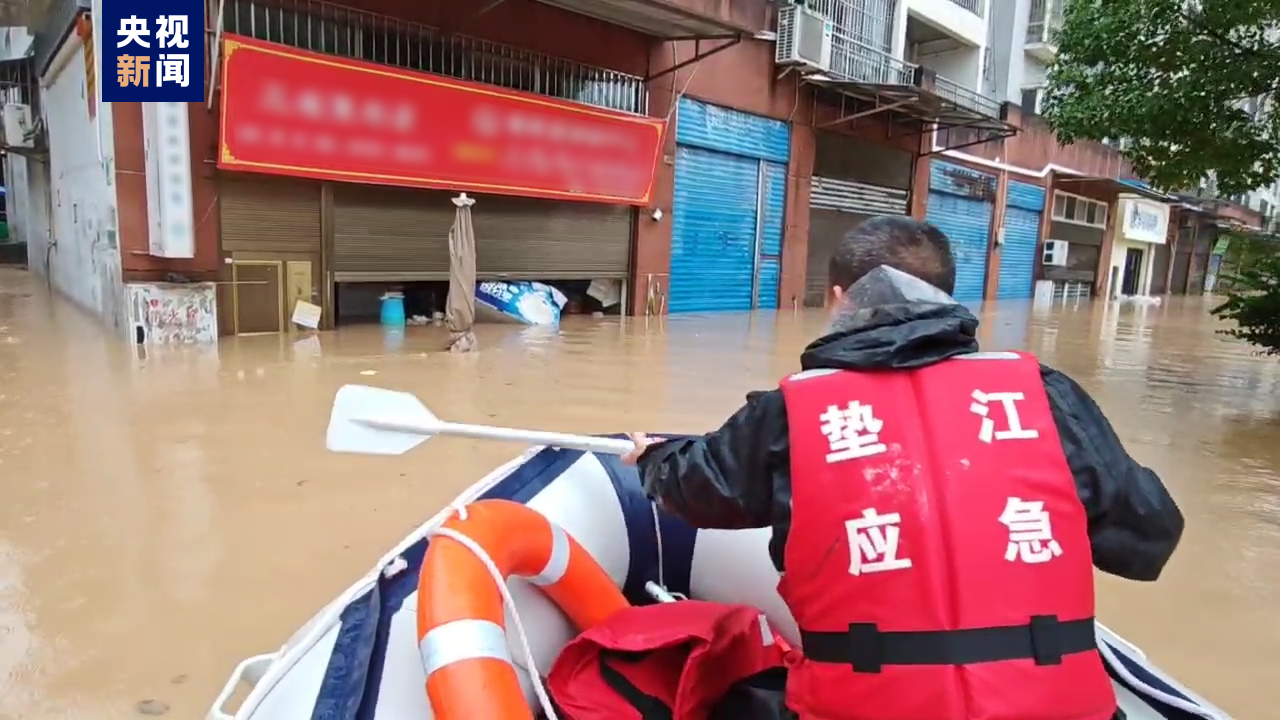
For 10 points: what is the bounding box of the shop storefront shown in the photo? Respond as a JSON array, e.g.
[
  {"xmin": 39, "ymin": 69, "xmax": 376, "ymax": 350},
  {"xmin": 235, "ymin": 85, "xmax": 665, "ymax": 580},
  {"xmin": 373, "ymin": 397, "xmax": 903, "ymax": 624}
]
[
  {"xmin": 1040, "ymin": 188, "xmax": 1111, "ymax": 300},
  {"xmin": 213, "ymin": 25, "xmax": 662, "ymax": 331},
  {"xmin": 925, "ymin": 161, "xmax": 997, "ymax": 303},
  {"xmin": 803, "ymin": 131, "xmax": 912, "ymax": 306},
  {"xmin": 668, "ymin": 97, "xmax": 790, "ymax": 313},
  {"xmin": 995, "ymin": 180, "xmax": 1047, "ymax": 300},
  {"xmin": 1107, "ymin": 195, "xmax": 1170, "ymax": 298}
]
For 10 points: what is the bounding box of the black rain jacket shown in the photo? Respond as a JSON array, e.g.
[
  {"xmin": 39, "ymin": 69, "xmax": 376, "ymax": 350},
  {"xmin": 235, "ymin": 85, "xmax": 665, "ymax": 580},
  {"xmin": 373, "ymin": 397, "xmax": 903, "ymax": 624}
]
[{"xmin": 635, "ymin": 271, "xmax": 1184, "ymax": 582}]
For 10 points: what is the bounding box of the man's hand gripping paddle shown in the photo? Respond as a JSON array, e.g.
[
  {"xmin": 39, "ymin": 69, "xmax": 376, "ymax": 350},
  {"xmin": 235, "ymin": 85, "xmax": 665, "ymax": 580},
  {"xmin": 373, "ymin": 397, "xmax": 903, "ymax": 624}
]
[{"xmin": 326, "ymin": 384, "xmax": 637, "ymax": 456}]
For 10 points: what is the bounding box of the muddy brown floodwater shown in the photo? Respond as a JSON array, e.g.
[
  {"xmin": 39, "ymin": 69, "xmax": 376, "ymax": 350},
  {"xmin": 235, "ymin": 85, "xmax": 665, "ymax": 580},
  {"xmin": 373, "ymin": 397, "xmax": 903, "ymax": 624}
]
[{"xmin": 1, "ymin": 265, "xmax": 1279, "ymax": 718}]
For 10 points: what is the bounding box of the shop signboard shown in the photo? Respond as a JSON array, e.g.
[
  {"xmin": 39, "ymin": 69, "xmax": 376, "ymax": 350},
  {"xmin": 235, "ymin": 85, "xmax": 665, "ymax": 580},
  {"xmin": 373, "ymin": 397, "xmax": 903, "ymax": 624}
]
[
  {"xmin": 217, "ymin": 34, "xmax": 666, "ymax": 205},
  {"xmin": 1119, "ymin": 196, "xmax": 1170, "ymax": 244}
]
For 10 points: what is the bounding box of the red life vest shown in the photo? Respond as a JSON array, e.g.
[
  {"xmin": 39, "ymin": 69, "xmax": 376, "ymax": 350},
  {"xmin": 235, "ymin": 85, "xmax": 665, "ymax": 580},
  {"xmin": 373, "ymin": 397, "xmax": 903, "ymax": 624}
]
[
  {"xmin": 546, "ymin": 600, "xmax": 789, "ymax": 720},
  {"xmin": 777, "ymin": 351, "xmax": 1116, "ymax": 720}
]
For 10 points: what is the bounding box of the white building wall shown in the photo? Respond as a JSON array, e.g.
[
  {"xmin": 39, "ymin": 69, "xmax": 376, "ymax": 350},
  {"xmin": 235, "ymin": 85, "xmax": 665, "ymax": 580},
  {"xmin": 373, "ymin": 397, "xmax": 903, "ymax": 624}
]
[
  {"xmin": 0, "ymin": 27, "xmax": 33, "ymax": 62},
  {"xmin": 41, "ymin": 32, "xmax": 124, "ymax": 330},
  {"xmin": 4, "ymin": 154, "xmax": 51, "ymax": 271},
  {"xmin": 897, "ymin": 0, "xmax": 989, "ymax": 91},
  {"xmin": 914, "ymin": 44, "xmax": 981, "ymax": 88},
  {"xmin": 904, "ymin": 0, "xmax": 987, "ymax": 48}
]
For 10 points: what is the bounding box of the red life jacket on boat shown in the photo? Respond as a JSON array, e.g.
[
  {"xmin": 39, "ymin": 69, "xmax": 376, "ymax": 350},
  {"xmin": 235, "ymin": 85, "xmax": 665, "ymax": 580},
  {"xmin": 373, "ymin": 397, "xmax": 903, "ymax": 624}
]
[
  {"xmin": 546, "ymin": 600, "xmax": 789, "ymax": 720},
  {"xmin": 777, "ymin": 351, "xmax": 1116, "ymax": 720}
]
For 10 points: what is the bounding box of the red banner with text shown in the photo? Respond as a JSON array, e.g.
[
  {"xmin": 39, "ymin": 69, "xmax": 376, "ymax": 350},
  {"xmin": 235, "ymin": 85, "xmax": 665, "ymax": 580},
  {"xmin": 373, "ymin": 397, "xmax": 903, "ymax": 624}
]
[{"xmin": 217, "ymin": 34, "xmax": 665, "ymax": 205}]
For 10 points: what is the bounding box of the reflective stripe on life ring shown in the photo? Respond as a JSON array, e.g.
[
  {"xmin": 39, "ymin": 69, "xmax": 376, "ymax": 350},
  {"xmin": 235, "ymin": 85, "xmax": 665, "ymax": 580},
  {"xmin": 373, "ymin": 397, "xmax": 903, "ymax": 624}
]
[{"xmin": 417, "ymin": 499, "xmax": 630, "ymax": 720}]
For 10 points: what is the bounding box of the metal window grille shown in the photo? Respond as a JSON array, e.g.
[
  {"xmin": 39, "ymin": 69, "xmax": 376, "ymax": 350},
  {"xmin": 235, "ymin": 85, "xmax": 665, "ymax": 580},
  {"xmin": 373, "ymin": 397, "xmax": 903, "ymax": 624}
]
[{"xmin": 216, "ymin": 0, "xmax": 647, "ymax": 114}]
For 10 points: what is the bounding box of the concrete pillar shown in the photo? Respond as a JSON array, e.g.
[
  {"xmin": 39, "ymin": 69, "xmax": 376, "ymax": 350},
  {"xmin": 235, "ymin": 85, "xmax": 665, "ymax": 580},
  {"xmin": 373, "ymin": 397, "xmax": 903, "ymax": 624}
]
[
  {"xmin": 984, "ymin": 169, "xmax": 1010, "ymax": 299},
  {"xmin": 1094, "ymin": 191, "xmax": 1120, "ymax": 298},
  {"xmin": 630, "ymin": 83, "xmax": 677, "ymax": 316},
  {"xmin": 910, "ymin": 135, "xmax": 932, "ymax": 220},
  {"xmin": 1032, "ymin": 173, "xmax": 1055, "ymax": 283},
  {"xmin": 778, "ymin": 123, "xmax": 815, "ymax": 311},
  {"xmin": 1161, "ymin": 207, "xmax": 1179, "ymax": 293}
]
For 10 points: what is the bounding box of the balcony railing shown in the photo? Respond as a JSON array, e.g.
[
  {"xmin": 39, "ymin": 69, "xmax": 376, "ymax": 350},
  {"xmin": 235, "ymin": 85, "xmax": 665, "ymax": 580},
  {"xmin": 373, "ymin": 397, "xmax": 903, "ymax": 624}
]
[
  {"xmin": 828, "ymin": 37, "xmax": 916, "ymax": 87},
  {"xmin": 933, "ymin": 73, "xmax": 1002, "ymax": 118},
  {"xmin": 791, "ymin": 0, "xmax": 1000, "ymax": 120},
  {"xmin": 947, "ymin": 0, "xmax": 984, "ymax": 17},
  {"xmin": 218, "ymin": 0, "xmax": 647, "ymax": 115},
  {"xmin": 1026, "ymin": 0, "xmax": 1063, "ymax": 45}
]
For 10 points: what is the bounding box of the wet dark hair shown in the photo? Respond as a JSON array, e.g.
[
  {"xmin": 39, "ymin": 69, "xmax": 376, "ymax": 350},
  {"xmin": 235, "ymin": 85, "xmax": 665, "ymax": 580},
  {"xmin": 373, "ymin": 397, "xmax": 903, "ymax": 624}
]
[{"xmin": 828, "ymin": 216, "xmax": 957, "ymax": 295}]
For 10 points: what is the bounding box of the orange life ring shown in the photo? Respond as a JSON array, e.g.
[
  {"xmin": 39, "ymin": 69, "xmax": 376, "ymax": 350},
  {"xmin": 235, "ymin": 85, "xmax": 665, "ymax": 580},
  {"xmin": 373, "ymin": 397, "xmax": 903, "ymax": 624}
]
[{"xmin": 416, "ymin": 499, "xmax": 630, "ymax": 720}]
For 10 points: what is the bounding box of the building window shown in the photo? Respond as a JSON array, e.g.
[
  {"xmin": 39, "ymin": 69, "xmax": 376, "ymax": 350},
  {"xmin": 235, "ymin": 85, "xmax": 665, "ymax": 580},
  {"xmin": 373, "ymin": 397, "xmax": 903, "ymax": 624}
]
[
  {"xmin": 1020, "ymin": 87, "xmax": 1043, "ymax": 116},
  {"xmin": 1051, "ymin": 191, "xmax": 1109, "ymax": 228}
]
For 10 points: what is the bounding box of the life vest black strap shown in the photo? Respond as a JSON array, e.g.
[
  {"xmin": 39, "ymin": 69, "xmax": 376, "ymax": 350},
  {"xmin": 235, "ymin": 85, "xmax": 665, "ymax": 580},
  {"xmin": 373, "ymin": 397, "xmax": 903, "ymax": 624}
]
[
  {"xmin": 800, "ymin": 615, "xmax": 1097, "ymax": 673},
  {"xmin": 596, "ymin": 650, "xmax": 674, "ymax": 720}
]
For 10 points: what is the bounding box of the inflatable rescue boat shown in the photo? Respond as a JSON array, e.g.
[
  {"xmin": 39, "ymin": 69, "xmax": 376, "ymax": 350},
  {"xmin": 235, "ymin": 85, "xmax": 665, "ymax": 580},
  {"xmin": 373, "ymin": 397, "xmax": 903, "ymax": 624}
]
[{"xmin": 207, "ymin": 444, "xmax": 1231, "ymax": 720}]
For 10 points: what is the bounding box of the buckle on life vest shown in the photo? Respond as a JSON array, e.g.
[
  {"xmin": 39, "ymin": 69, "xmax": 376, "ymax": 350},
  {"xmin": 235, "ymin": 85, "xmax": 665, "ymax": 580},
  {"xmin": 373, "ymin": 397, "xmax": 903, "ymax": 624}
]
[{"xmin": 800, "ymin": 616, "xmax": 1097, "ymax": 673}]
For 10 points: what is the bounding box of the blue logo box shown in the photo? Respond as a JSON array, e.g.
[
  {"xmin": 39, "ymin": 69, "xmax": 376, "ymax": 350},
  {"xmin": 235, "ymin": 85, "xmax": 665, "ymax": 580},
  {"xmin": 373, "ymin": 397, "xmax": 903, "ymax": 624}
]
[{"xmin": 100, "ymin": 0, "xmax": 205, "ymax": 102}]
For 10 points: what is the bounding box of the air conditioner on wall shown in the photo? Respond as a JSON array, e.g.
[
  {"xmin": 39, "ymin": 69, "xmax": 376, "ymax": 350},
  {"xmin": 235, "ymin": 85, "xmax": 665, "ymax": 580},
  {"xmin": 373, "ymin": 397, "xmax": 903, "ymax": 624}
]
[
  {"xmin": 775, "ymin": 5, "xmax": 833, "ymax": 73},
  {"xmin": 1, "ymin": 103, "xmax": 32, "ymax": 148},
  {"xmin": 1043, "ymin": 240, "xmax": 1069, "ymax": 267}
]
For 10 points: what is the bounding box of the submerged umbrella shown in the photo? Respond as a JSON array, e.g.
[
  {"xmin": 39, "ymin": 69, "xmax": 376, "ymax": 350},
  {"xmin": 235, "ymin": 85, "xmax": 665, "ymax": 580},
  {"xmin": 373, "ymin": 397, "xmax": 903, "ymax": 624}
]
[{"xmin": 445, "ymin": 192, "xmax": 478, "ymax": 353}]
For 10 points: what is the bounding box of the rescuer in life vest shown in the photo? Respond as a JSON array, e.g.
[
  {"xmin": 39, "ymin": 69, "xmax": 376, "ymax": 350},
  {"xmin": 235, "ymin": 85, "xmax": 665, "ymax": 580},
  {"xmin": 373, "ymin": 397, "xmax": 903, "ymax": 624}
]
[{"xmin": 621, "ymin": 216, "xmax": 1185, "ymax": 720}]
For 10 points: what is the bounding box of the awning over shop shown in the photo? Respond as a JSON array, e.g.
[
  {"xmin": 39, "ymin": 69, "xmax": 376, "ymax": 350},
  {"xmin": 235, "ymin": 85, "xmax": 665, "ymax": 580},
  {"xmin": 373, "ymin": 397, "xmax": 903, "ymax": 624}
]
[
  {"xmin": 800, "ymin": 65, "xmax": 1018, "ymax": 151},
  {"xmin": 1055, "ymin": 175, "xmax": 1174, "ymax": 203},
  {"xmin": 530, "ymin": 0, "xmax": 749, "ymax": 39}
]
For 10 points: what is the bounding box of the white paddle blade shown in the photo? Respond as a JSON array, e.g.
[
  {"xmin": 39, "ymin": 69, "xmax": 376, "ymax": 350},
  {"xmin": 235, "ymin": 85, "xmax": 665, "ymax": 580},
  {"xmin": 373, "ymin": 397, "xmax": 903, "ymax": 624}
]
[{"xmin": 327, "ymin": 384, "xmax": 440, "ymax": 455}]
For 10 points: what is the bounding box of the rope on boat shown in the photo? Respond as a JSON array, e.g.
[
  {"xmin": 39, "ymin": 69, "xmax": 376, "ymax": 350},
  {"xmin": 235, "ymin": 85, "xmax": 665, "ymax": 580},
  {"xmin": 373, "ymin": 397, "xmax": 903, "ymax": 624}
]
[{"xmin": 429, "ymin": 502, "xmax": 561, "ymax": 720}]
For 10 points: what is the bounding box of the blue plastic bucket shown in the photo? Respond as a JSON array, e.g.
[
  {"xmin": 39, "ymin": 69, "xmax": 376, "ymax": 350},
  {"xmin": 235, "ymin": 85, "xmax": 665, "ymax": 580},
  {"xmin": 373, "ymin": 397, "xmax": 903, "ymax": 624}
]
[{"xmin": 380, "ymin": 292, "xmax": 406, "ymax": 327}]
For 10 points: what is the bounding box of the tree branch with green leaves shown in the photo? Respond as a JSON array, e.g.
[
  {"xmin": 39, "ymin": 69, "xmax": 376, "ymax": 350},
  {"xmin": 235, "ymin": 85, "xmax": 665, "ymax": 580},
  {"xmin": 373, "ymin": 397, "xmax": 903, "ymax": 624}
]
[{"xmin": 1042, "ymin": 0, "xmax": 1280, "ymax": 196}]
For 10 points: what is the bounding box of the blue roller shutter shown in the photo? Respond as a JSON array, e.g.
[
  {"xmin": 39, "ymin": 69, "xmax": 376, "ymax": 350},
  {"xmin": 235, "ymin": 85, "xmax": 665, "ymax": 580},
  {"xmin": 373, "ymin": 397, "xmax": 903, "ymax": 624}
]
[
  {"xmin": 925, "ymin": 161, "xmax": 995, "ymax": 303},
  {"xmin": 669, "ymin": 98, "xmax": 790, "ymax": 313},
  {"xmin": 997, "ymin": 181, "xmax": 1046, "ymax": 300},
  {"xmin": 670, "ymin": 146, "xmax": 760, "ymax": 312},
  {"xmin": 756, "ymin": 160, "xmax": 787, "ymax": 310}
]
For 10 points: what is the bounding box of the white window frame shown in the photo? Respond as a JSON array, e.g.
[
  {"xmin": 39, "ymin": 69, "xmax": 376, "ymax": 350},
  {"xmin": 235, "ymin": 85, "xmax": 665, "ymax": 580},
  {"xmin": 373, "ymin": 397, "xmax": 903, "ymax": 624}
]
[
  {"xmin": 1042, "ymin": 239, "xmax": 1069, "ymax": 267},
  {"xmin": 1020, "ymin": 85, "xmax": 1046, "ymax": 116},
  {"xmin": 1051, "ymin": 190, "xmax": 1109, "ymax": 228}
]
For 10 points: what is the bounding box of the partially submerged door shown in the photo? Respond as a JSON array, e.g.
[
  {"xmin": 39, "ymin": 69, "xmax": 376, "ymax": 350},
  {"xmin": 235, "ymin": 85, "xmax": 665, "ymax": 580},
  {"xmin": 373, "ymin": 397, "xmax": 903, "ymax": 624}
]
[{"xmin": 1121, "ymin": 247, "xmax": 1144, "ymax": 295}]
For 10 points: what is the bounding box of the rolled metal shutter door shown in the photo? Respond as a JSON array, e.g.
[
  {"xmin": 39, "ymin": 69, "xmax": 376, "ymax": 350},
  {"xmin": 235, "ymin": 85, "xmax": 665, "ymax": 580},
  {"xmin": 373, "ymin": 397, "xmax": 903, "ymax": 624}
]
[
  {"xmin": 331, "ymin": 185, "xmax": 455, "ymax": 281},
  {"xmin": 805, "ymin": 176, "xmax": 909, "ymax": 306},
  {"xmin": 219, "ymin": 178, "xmax": 321, "ymax": 254},
  {"xmin": 331, "ymin": 186, "xmax": 632, "ymax": 281},
  {"xmin": 472, "ymin": 195, "xmax": 632, "ymax": 280}
]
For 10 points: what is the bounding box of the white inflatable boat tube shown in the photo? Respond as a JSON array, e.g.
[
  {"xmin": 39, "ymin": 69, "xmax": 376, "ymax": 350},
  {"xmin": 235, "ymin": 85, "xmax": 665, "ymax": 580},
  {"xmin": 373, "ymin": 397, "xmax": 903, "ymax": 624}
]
[{"xmin": 208, "ymin": 440, "xmax": 1233, "ymax": 720}]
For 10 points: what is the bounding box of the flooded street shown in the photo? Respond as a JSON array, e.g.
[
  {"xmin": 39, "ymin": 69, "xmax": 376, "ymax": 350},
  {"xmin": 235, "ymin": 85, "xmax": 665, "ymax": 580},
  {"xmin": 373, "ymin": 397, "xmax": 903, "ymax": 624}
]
[{"xmin": 1, "ymin": 265, "xmax": 1278, "ymax": 719}]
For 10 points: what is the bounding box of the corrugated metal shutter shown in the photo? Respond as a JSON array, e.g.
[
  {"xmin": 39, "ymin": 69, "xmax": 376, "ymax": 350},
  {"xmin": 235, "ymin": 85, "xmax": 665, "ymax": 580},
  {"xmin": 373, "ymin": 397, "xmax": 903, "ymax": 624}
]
[
  {"xmin": 806, "ymin": 208, "xmax": 870, "ymax": 306},
  {"xmin": 670, "ymin": 145, "xmax": 760, "ymax": 313},
  {"xmin": 472, "ymin": 194, "xmax": 632, "ymax": 279},
  {"xmin": 332, "ymin": 185, "xmax": 454, "ymax": 279},
  {"xmin": 996, "ymin": 181, "xmax": 1045, "ymax": 300},
  {"xmin": 1171, "ymin": 226, "xmax": 1194, "ymax": 293},
  {"xmin": 669, "ymin": 98, "xmax": 791, "ymax": 313},
  {"xmin": 219, "ymin": 178, "xmax": 321, "ymax": 254},
  {"xmin": 1187, "ymin": 227, "xmax": 1215, "ymax": 294},
  {"xmin": 1150, "ymin": 242, "xmax": 1171, "ymax": 294},
  {"xmin": 926, "ymin": 162, "xmax": 995, "ymax": 303},
  {"xmin": 810, "ymin": 176, "xmax": 909, "ymax": 215},
  {"xmin": 757, "ymin": 161, "xmax": 787, "ymax": 310},
  {"xmin": 332, "ymin": 186, "xmax": 632, "ymax": 281},
  {"xmin": 675, "ymin": 96, "xmax": 790, "ymax": 163}
]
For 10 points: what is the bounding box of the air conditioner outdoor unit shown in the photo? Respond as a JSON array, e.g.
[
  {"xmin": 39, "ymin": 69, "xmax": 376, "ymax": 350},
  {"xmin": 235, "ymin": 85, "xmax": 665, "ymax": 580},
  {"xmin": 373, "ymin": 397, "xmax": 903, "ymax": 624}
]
[
  {"xmin": 1043, "ymin": 239, "xmax": 1069, "ymax": 267},
  {"xmin": 775, "ymin": 5, "xmax": 834, "ymax": 72},
  {"xmin": 2, "ymin": 103, "xmax": 33, "ymax": 148}
]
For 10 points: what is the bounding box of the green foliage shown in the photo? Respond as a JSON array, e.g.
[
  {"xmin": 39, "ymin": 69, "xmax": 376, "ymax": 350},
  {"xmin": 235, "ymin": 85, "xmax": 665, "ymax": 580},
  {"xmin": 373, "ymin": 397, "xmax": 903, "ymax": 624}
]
[
  {"xmin": 1211, "ymin": 235, "xmax": 1280, "ymax": 354},
  {"xmin": 1042, "ymin": 0, "xmax": 1280, "ymax": 196}
]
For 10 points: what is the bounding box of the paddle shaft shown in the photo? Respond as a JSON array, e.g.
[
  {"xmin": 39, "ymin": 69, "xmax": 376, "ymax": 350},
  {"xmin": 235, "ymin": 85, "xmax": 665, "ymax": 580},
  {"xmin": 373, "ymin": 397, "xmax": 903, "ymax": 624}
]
[{"xmin": 356, "ymin": 418, "xmax": 636, "ymax": 455}]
